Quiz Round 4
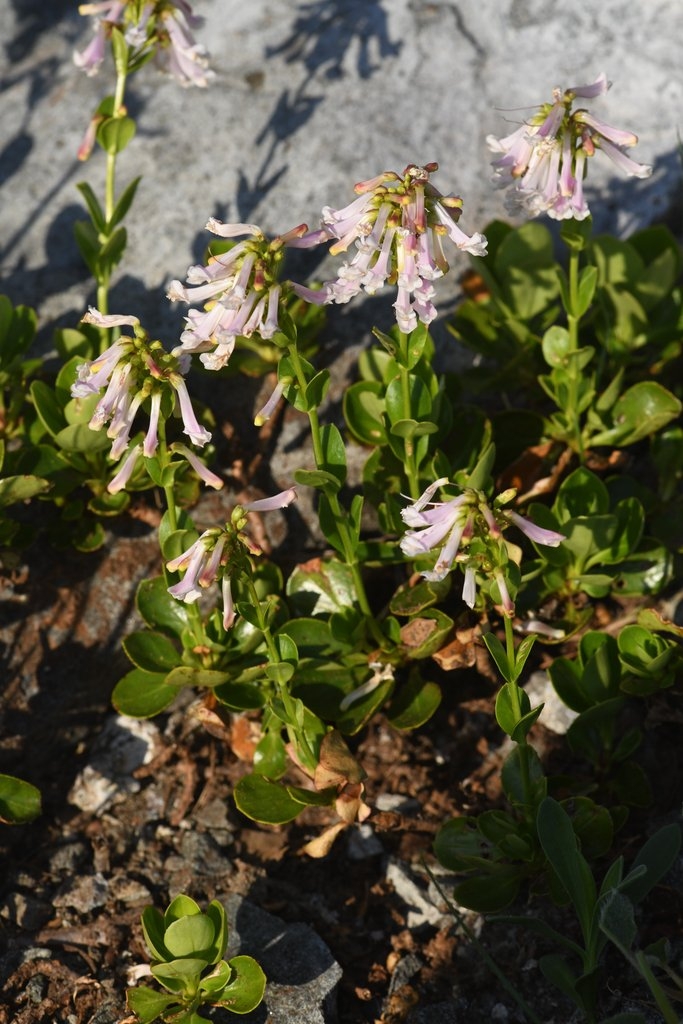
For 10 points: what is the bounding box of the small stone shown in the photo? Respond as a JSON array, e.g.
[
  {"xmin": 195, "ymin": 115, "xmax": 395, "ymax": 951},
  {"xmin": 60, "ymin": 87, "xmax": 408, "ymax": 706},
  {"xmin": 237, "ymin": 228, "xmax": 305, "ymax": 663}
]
[
  {"xmin": 386, "ymin": 859, "xmax": 451, "ymax": 929},
  {"xmin": 192, "ymin": 796, "xmax": 232, "ymax": 833},
  {"xmin": 491, "ymin": 1003, "xmax": 509, "ymax": 1021},
  {"xmin": 347, "ymin": 822, "xmax": 384, "ymax": 860},
  {"xmin": 524, "ymin": 671, "xmax": 578, "ymax": 734},
  {"xmin": 375, "ymin": 793, "xmax": 422, "ymax": 815},
  {"xmin": 224, "ymin": 894, "xmax": 342, "ymax": 1024},
  {"xmin": 53, "ymin": 872, "xmax": 109, "ymax": 913},
  {"xmin": 69, "ymin": 716, "xmax": 159, "ymax": 814},
  {"xmin": 108, "ymin": 874, "xmax": 152, "ymax": 905},
  {"xmin": 50, "ymin": 839, "xmax": 89, "ymax": 874}
]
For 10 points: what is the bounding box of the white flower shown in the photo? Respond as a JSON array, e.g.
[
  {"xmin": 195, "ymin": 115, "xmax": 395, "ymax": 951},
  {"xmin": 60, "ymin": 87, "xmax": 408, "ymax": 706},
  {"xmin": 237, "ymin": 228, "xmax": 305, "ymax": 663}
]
[
  {"xmin": 317, "ymin": 164, "xmax": 487, "ymax": 333},
  {"xmin": 488, "ymin": 74, "xmax": 652, "ymax": 221}
]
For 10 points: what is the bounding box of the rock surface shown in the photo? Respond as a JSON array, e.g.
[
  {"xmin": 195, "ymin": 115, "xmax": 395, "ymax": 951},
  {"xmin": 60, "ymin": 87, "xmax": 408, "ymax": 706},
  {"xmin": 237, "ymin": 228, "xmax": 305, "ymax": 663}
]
[{"xmin": 1, "ymin": 0, "xmax": 681, "ymax": 347}]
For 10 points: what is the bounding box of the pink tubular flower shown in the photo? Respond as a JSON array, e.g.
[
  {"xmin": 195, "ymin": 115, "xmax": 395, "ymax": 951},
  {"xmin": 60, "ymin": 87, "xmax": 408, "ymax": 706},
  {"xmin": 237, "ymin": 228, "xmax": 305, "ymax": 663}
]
[
  {"xmin": 74, "ymin": 1, "xmax": 213, "ymax": 88},
  {"xmin": 316, "ymin": 163, "xmax": 487, "ymax": 333},
  {"xmin": 107, "ymin": 443, "xmax": 141, "ymax": 493},
  {"xmin": 72, "ymin": 307, "xmax": 212, "ymax": 468},
  {"xmin": 168, "ymin": 221, "xmax": 314, "ymax": 368},
  {"xmin": 400, "ymin": 481, "xmax": 565, "ymax": 613},
  {"xmin": 155, "ymin": 4, "xmax": 215, "ymax": 87},
  {"xmin": 505, "ymin": 510, "xmax": 565, "ymax": 547},
  {"xmin": 488, "ymin": 74, "xmax": 652, "ymax": 221},
  {"xmin": 165, "ymin": 487, "xmax": 297, "ymax": 630},
  {"xmin": 170, "ymin": 444, "xmax": 223, "ymax": 489},
  {"xmin": 74, "ymin": 1, "xmax": 126, "ymax": 75}
]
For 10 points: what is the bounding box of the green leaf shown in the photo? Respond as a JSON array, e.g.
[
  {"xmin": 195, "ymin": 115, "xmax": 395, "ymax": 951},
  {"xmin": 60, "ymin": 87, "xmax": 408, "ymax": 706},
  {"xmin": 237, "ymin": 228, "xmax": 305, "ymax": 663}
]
[
  {"xmin": 234, "ymin": 774, "xmax": 303, "ymax": 824},
  {"xmin": 385, "ymin": 374, "xmax": 431, "ymax": 426},
  {"xmin": 137, "ymin": 576, "xmax": 191, "ymax": 637},
  {"xmin": 304, "ymin": 368, "xmax": 330, "ymax": 409},
  {"xmin": 53, "ymin": 422, "xmax": 110, "ymax": 454},
  {"xmin": 165, "ymin": 895, "xmax": 201, "ymax": 925},
  {"xmin": 214, "ymin": 681, "xmax": 265, "ymax": 711},
  {"xmin": 495, "ymin": 682, "xmax": 530, "ymax": 736},
  {"xmin": 554, "ymin": 467, "xmax": 609, "ymax": 519},
  {"xmin": 164, "ymin": 666, "xmax": 231, "ymax": 689},
  {"xmin": 542, "ymin": 326, "xmax": 571, "ymax": 368},
  {"xmin": 482, "ymin": 632, "xmax": 511, "ymax": 683},
  {"xmin": 30, "ymin": 380, "xmax": 64, "ymax": 437},
  {"xmin": 575, "ymin": 265, "xmax": 598, "ymax": 317},
  {"xmin": 151, "ymin": 958, "xmax": 207, "ymax": 994},
  {"xmin": 109, "ymin": 175, "xmax": 141, "ymax": 229},
  {"xmin": 536, "ymin": 797, "xmax": 596, "ymax": 941},
  {"xmin": 141, "ymin": 906, "xmax": 170, "ymax": 960},
  {"xmin": 622, "ymin": 823, "xmax": 681, "ymax": 904},
  {"xmin": 98, "ymin": 114, "xmax": 136, "ymax": 155},
  {"xmin": 127, "ymin": 986, "xmax": 180, "ymax": 1024},
  {"xmin": 112, "ymin": 668, "xmax": 176, "ymax": 718},
  {"xmin": 0, "ymin": 474, "xmax": 50, "ymax": 506},
  {"xmin": 599, "ymin": 890, "xmax": 637, "ymax": 950},
  {"xmin": 98, "ymin": 225, "xmax": 128, "ymax": 275},
  {"xmin": 389, "ymin": 577, "xmax": 451, "ymax": 616},
  {"xmin": 218, "ymin": 955, "xmax": 267, "ymax": 1014},
  {"xmin": 73, "ymin": 219, "xmax": 101, "ymax": 276},
  {"xmin": 206, "ymin": 901, "xmax": 228, "ymax": 963},
  {"xmin": 319, "ymin": 423, "xmax": 347, "ymax": 486},
  {"xmin": 293, "ymin": 467, "xmax": 341, "ymax": 492},
  {"xmin": 198, "ymin": 959, "xmax": 231, "ymax": 996},
  {"xmin": 539, "ymin": 953, "xmax": 579, "ymax": 1005},
  {"xmin": 453, "ymin": 868, "xmax": 522, "ymax": 912},
  {"xmin": 343, "ymin": 380, "xmax": 387, "ymax": 445},
  {"xmin": 123, "ymin": 631, "xmax": 180, "ymax": 673},
  {"xmin": 164, "ymin": 915, "xmax": 215, "ymax": 959},
  {"xmin": 388, "ymin": 677, "xmax": 441, "ymax": 730},
  {"xmin": 76, "ymin": 181, "xmax": 107, "ymax": 233},
  {"xmin": 253, "ymin": 731, "xmax": 288, "ymax": 779},
  {"xmin": 0, "ymin": 774, "xmax": 41, "ymax": 824},
  {"xmin": 286, "ymin": 557, "xmax": 355, "ymax": 616},
  {"xmin": 590, "ymin": 382, "xmax": 682, "ymax": 447}
]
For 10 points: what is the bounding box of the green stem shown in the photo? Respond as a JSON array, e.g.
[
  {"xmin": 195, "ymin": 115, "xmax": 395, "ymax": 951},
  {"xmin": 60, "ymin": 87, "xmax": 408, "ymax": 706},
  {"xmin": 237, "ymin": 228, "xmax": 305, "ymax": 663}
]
[
  {"xmin": 157, "ymin": 420, "xmax": 178, "ymax": 534},
  {"xmin": 246, "ymin": 577, "xmax": 317, "ymax": 772},
  {"xmin": 97, "ymin": 56, "xmax": 129, "ymax": 318},
  {"xmin": 398, "ymin": 331, "xmax": 420, "ymax": 499},
  {"xmin": 287, "ymin": 344, "xmax": 381, "ymax": 636},
  {"xmin": 503, "ymin": 615, "xmax": 533, "ymax": 811},
  {"xmin": 564, "ymin": 244, "xmax": 585, "ymax": 461}
]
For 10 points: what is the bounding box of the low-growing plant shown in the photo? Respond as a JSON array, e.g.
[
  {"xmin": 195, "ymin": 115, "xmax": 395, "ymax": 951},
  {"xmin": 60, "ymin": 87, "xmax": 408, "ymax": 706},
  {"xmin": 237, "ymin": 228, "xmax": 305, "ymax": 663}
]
[{"xmin": 127, "ymin": 895, "xmax": 266, "ymax": 1023}]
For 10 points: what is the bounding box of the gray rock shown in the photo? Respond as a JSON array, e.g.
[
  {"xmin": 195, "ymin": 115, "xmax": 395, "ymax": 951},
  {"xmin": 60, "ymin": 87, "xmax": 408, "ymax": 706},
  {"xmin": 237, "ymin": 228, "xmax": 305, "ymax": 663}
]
[
  {"xmin": 1, "ymin": 1, "xmax": 679, "ymax": 352},
  {"xmin": 346, "ymin": 822, "xmax": 384, "ymax": 860},
  {"xmin": 223, "ymin": 894, "xmax": 343, "ymax": 1024},
  {"xmin": 386, "ymin": 858, "xmax": 455, "ymax": 930},
  {"xmin": 68, "ymin": 715, "xmax": 160, "ymax": 814},
  {"xmin": 53, "ymin": 871, "xmax": 109, "ymax": 913},
  {"xmin": 524, "ymin": 671, "xmax": 579, "ymax": 735}
]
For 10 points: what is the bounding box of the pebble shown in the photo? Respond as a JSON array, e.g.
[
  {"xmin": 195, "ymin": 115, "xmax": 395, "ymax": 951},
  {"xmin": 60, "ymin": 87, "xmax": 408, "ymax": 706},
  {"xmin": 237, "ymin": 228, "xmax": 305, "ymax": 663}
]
[
  {"xmin": 68, "ymin": 716, "xmax": 159, "ymax": 814},
  {"xmin": 524, "ymin": 671, "xmax": 579, "ymax": 735},
  {"xmin": 346, "ymin": 822, "xmax": 384, "ymax": 860},
  {"xmin": 53, "ymin": 871, "xmax": 109, "ymax": 913}
]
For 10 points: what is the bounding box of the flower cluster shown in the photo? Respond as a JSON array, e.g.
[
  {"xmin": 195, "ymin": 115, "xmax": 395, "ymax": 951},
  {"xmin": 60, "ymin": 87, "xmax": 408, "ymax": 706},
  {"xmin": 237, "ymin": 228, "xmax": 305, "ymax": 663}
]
[
  {"xmin": 167, "ymin": 221, "xmax": 318, "ymax": 370},
  {"xmin": 73, "ymin": 308, "xmax": 216, "ymax": 492},
  {"xmin": 487, "ymin": 73, "xmax": 652, "ymax": 221},
  {"xmin": 166, "ymin": 488, "xmax": 297, "ymax": 629},
  {"xmin": 313, "ymin": 163, "xmax": 488, "ymax": 334},
  {"xmin": 400, "ymin": 479, "xmax": 565, "ymax": 615},
  {"xmin": 169, "ymin": 164, "xmax": 487, "ymax": 369},
  {"xmin": 74, "ymin": 0, "xmax": 214, "ymax": 88}
]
